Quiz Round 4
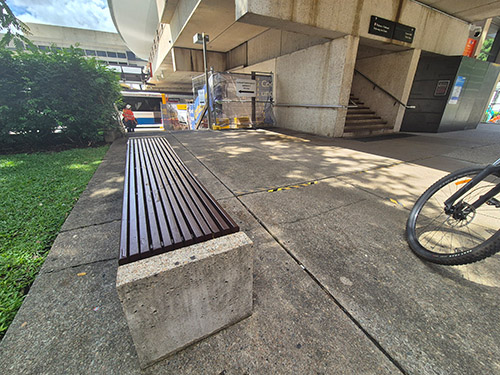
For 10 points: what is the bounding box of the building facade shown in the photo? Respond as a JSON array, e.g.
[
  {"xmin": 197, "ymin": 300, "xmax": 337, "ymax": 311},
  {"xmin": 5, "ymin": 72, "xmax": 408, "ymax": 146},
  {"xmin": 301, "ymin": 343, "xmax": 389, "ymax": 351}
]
[
  {"xmin": 109, "ymin": 0, "xmax": 500, "ymax": 137},
  {"xmin": 8, "ymin": 23, "xmax": 148, "ymax": 89}
]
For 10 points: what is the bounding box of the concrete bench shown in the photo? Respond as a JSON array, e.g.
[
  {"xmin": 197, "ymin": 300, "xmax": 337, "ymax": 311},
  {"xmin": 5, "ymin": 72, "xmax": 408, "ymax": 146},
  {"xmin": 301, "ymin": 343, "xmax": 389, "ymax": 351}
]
[{"xmin": 116, "ymin": 137, "xmax": 253, "ymax": 368}]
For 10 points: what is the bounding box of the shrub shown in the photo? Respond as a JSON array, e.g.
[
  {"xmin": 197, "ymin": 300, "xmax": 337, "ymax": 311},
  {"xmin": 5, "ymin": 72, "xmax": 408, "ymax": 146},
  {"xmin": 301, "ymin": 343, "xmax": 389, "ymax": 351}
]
[{"xmin": 0, "ymin": 47, "xmax": 122, "ymax": 148}]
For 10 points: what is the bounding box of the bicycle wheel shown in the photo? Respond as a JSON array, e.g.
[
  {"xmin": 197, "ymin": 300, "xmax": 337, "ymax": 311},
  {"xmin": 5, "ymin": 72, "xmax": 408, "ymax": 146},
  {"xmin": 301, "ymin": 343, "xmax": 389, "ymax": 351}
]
[{"xmin": 406, "ymin": 167, "xmax": 500, "ymax": 265}]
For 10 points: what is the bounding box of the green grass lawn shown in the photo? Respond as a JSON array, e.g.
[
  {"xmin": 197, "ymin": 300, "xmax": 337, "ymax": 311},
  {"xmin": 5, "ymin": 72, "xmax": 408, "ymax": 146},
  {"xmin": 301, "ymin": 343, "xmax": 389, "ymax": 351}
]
[{"xmin": 0, "ymin": 146, "xmax": 109, "ymax": 339}]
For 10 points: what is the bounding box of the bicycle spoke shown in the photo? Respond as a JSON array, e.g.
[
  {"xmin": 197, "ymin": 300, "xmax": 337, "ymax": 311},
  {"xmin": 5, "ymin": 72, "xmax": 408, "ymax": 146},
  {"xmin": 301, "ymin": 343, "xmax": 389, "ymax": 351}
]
[{"xmin": 419, "ymin": 216, "xmax": 451, "ymax": 248}]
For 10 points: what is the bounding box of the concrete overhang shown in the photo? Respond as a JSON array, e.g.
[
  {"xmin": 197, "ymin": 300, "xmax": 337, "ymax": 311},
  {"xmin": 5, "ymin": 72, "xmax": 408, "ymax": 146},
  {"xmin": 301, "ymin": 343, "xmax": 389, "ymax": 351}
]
[
  {"xmin": 107, "ymin": 0, "xmax": 158, "ymax": 60},
  {"xmin": 147, "ymin": 49, "xmax": 197, "ymax": 93},
  {"xmin": 158, "ymin": 0, "xmax": 179, "ymax": 24},
  {"xmin": 169, "ymin": 0, "xmax": 267, "ymax": 53},
  {"xmin": 151, "ymin": 0, "xmax": 267, "ymax": 91}
]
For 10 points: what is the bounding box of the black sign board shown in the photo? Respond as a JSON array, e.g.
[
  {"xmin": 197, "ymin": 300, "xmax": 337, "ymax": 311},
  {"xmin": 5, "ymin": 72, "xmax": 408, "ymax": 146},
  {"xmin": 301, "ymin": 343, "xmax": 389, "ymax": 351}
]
[
  {"xmin": 393, "ymin": 23, "xmax": 415, "ymax": 43},
  {"xmin": 368, "ymin": 16, "xmax": 395, "ymax": 39},
  {"xmin": 369, "ymin": 15, "xmax": 415, "ymax": 44},
  {"xmin": 434, "ymin": 80, "xmax": 450, "ymax": 97}
]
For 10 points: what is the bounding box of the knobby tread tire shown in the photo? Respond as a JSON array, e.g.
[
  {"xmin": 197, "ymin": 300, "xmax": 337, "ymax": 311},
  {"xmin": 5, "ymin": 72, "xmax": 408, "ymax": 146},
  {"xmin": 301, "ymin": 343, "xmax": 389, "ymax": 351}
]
[{"xmin": 406, "ymin": 167, "xmax": 500, "ymax": 265}]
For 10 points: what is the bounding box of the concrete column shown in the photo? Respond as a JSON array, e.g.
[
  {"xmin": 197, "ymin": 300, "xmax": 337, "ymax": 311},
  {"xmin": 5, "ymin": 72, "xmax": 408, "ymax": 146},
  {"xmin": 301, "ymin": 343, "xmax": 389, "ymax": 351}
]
[{"xmin": 274, "ymin": 35, "xmax": 359, "ymax": 138}]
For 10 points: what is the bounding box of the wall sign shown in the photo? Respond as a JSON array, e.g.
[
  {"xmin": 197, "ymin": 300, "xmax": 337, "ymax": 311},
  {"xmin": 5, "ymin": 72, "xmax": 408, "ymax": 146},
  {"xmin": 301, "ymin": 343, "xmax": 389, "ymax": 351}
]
[
  {"xmin": 393, "ymin": 23, "xmax": 415, "ymax": 43},
  {"xmin": 434, "ymin": 80, "xmax": 450, "ymax": 97},
  {"xmin": 198, "ymin": 89, "xmax": 206, "ymax": 105},
  {"xmin": 369, "ymin": 15, "xmax": 415, "ymax": 44},
  {"xmin": 369, "ymin": 16, "xmax": 395, "ymax": 38},
  {"xmin": 448, "ymin": 76, "xmax": 466, "ymax": 105},
  {"xmin": 235, "ymin": 79, "xmax": 257, "ymax": 97}
]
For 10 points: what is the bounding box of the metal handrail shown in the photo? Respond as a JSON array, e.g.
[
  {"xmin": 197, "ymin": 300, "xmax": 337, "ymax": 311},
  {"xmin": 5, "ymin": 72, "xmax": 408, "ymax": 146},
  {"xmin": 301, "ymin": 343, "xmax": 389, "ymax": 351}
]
[
  {"xmin": 354, "ymin": 69, "xmax": 415, "ymax": 109},
  {"xmin": 274, "ymin": 103, "xmax": 349, "ymax": 109}
]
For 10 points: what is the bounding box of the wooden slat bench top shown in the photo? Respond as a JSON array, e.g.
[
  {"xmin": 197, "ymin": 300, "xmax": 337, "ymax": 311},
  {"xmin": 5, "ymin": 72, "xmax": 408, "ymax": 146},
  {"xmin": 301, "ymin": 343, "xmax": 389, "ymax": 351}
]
[{"xmin": 119, "ymin": 137, "xmax": 239, "ymax": 265}]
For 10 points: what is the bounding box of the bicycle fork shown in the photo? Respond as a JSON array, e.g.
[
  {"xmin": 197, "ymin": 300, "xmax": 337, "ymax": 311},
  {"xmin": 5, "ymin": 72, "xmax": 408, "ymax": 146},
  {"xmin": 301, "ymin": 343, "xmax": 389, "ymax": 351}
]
[{"xmin": 444, "ymin": 160, "xmax": 500, "ymax": 218}]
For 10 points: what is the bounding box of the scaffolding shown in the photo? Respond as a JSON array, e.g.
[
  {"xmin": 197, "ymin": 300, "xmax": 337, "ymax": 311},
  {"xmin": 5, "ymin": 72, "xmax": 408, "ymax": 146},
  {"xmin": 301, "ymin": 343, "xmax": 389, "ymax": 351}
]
[{"xmin": 190, "ymin": 71, "xmax": 274, "ymax": 130}]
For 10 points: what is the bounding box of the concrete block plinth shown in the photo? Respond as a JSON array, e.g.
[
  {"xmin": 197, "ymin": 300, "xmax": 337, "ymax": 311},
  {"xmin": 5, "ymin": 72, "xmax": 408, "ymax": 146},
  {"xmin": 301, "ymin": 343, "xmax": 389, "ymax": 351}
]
[{"xmin": 116, "ymin": 232, "xmax": 253, "ymax": 368}]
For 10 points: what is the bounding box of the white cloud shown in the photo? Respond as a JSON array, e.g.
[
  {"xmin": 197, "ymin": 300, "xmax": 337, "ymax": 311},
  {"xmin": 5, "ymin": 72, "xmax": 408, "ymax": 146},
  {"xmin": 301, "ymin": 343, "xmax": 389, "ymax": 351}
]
[{"xmin": 10, "ymin": 0, "xmax": 117, "ymax": 32}]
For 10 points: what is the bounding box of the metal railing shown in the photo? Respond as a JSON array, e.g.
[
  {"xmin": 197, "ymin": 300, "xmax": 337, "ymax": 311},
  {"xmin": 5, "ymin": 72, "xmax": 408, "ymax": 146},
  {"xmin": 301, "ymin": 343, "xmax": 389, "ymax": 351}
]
[
  {"xmin": 354, "ymin": 69, "xmax": 415, "ymax": 109},
  {"xmin": 274, "ymin": 103, "xmax": 349, "ymax": 109}
]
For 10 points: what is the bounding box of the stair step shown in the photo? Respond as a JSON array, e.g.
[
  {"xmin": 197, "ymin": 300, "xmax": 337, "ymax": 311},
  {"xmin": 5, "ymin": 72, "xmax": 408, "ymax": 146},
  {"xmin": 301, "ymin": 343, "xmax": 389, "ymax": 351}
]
[
  {"xmin": 347, "ymin": 109, "xmax": 376, "ymax": 114},
  {"xmin": 347, "ymin": 105, "xmax": 371, "ymax": 110},
  {"xmin": 346, "ymin": 114, "xmax": 381, "ymax": 120},
  {"xmin": 344, "ymin": 124, "xmax": 393, "ymax": 132},
  {"xmin": 343, "ymin": 129, "xmax": 394, "ymax": 138},
  {"xmin": 346, "ymin": 93, "xmax": 392, "ymax": 136},
  {"xmin": 345, "ymin": 119, "xmax": 388, "ymax": 125}
]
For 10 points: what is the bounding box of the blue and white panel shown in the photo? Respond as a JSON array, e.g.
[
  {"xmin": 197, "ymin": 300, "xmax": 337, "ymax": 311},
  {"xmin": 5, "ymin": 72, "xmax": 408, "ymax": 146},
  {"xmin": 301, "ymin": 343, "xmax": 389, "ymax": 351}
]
[{"xmin": 135, "ymin": 111, "xmax": 162, "ymax": 126}]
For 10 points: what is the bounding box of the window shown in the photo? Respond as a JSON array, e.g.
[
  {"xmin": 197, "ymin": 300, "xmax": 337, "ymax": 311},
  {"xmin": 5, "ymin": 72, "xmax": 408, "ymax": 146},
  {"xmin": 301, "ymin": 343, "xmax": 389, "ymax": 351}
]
[
  {"xmin": 107, "ymin": 51, "xmax": 117, "ymax": 58},
  {"xmin": 96, "ymin": 50, "xmax": 106, "ymax": 57},
  {"xmin": 38, "ymin": 45, "xmax": 48, "ymax": 51},
  {"xmin": 117, "ymin": 52, "xmax": 126, "ymax": 59},
  {"xmin": 85, "ymin": 50, "xmax": 96, "ymax": 56},
  {"xmin": 126, "ymin": 51, "xmax": 136, "ymax": 60},
  {"xmin": 123, "ymin": 97, "xmax": 161, "ymax": 111},
  {"xmin": 118, "ymin": 62, "xmax": 128, "ymax": 66}
]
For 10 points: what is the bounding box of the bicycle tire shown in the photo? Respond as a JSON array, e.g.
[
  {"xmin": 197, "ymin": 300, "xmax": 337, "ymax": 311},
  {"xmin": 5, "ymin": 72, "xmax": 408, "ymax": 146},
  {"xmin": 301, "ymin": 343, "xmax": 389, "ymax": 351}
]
[{"xmin": 406, "ymin": 167, "xmax": 500, "ymax": 265}]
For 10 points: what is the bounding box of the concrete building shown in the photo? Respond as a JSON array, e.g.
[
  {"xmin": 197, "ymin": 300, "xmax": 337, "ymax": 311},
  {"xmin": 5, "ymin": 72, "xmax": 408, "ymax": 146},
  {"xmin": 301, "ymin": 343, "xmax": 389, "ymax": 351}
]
[
  {"xmin": 7, "ymin": 23, "xmax": 148, "ymax": 89},
  {"xmin": 109, "ymin": 1, "xmax": 500, "ymax": 137}
]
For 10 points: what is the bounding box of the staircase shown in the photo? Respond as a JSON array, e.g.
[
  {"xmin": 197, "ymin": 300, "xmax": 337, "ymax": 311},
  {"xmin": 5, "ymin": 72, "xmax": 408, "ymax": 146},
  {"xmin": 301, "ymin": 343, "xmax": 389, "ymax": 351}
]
[{"xmin": 344, "ymin": 94, "xmax": 393, "ymax": 137}]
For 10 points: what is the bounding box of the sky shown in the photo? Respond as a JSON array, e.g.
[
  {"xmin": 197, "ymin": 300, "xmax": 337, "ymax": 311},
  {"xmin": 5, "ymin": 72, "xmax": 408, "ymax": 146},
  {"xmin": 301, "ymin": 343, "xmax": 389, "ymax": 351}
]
[{"xmin": 8, "ymin": 0, "xmax": 117, "ymax": 33}]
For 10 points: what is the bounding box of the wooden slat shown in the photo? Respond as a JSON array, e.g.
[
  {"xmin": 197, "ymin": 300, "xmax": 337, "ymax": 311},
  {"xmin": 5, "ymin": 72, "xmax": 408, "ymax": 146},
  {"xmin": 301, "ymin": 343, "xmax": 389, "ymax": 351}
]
[
  {"xmin": 127, "ymin": 140, "xmax": 140, "ymax": 261},
  {"xmin": 155, "ymin": 139, "xmax": 217, "ymax": 235},
  {"xmin": 119, "ymin": 141, "xmax": 131, "ymax": 261},
  {"xmin": 136, "ymin": 139, "xmax": 161, "ymax": 252},
  {"xmin": 152, "ymin": 139, "xmax": 207, "ymax": 239},
  {"xmin": 119, "ymin": 136, "xmax": 239, "ymax": 265},
  {"xmin": 163, "ymin": 139, "xmax": 236, "ymax": 234},
  {"xmin": 141, "ymin": 139, "xmax": 177, "ymax": 249},
  {"xmin": 147, "ymin": 138, "xmax": 196, "ymax": 245},
  {"xmin": 134, "ymin": 140, "xmax": 150, "ymax": 255}
]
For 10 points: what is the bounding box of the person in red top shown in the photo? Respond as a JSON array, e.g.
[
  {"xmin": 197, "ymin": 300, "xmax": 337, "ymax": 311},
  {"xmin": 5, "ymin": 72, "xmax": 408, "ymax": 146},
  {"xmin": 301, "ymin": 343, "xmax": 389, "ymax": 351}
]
[{"xmin": 122, "ymin": 104, "xmax": 137, "ymax": 132}]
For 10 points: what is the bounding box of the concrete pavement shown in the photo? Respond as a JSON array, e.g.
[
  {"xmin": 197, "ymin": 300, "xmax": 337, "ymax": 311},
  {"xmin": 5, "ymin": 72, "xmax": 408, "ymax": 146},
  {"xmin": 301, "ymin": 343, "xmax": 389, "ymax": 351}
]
[{"xmin": 1, "ymin": 124, "xmax": 500, "ymax": 374}]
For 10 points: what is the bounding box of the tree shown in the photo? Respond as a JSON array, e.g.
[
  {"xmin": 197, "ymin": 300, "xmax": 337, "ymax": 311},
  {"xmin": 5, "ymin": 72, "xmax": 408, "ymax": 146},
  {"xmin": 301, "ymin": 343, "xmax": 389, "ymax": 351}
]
[
  {"xmin": 478, "ymin": 38, "xmax": 494, "ymax": 61},
  {"xmin": 0, "ymin": 46, "xmax": 123, "ymax": 148},
  {"xmin": 0, "ymin": 0, "xmax": 32, "ymax": 49}
]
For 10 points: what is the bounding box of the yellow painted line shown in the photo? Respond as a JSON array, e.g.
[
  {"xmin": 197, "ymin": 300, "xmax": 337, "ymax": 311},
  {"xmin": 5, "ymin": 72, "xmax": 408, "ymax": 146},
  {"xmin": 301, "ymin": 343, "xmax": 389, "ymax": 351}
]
[
  {"xmin": 388, "ymin": 197, "xmax": 404, "ymax": 207},
  {"xmin": 268, "ymin": 181, "xmax": 318, "ymax": 193}
]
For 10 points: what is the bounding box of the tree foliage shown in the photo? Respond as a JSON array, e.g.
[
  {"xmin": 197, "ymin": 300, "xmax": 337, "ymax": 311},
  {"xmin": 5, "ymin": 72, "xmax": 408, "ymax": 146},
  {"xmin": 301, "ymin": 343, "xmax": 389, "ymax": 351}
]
[
  {"xmin": 0, "ymin": 47, "xmax": 122, "ymax": 148},
  {"xmin": 478, "ymin": 38, "xmax": 494, "ymax": 61},
  {"xmin": 0, "ymin": 0, "xmax": 32, "ymax": 50}
]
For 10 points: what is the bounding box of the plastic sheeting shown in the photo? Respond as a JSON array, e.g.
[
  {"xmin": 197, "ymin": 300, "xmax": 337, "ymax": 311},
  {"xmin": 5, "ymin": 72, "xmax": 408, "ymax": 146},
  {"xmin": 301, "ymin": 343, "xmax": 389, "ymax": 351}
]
[
  {"xmin": 161, "ymin": 103, "xmax": 189, "ymax": 130},
  {"xmin": 191, "ymin": 71, "xmax": 274, "ymax": 130}
]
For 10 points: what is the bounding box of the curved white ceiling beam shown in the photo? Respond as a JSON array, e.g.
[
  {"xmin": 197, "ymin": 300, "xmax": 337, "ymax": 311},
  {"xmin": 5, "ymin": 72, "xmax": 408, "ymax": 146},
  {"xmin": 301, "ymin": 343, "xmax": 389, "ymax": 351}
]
[{"xmin": 107, "ymin": 0, "xmax": 158, "ymax": 60}]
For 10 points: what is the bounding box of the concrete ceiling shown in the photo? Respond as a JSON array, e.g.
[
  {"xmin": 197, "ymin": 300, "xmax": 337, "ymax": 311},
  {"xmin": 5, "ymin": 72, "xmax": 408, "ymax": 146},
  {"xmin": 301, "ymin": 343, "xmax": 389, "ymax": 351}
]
[
  {"xmin": 171, "ymin": 0, "xmax": 267, "ymax": 53},
  {"xmin": 415, "ymin": 0, "xmax": 500, "ymax": 22},
  {"xmin": 153, "ymin": 0, "xmax": 267, "ymax": 92}
]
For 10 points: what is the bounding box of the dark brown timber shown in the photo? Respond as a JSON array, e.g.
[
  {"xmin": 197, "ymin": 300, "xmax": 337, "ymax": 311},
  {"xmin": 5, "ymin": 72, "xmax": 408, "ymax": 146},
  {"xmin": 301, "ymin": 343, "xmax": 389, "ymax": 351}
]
[{"xmin": 119, "ymin": 137, "xmax": 239, "ymax": 265}]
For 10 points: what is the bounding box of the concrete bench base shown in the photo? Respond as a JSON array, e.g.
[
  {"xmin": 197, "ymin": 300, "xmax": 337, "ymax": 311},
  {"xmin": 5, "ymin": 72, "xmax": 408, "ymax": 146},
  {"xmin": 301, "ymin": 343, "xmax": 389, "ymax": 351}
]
[{"xmin": 116, "ymin": 232, "xmax": 253, "ymax": 368}]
